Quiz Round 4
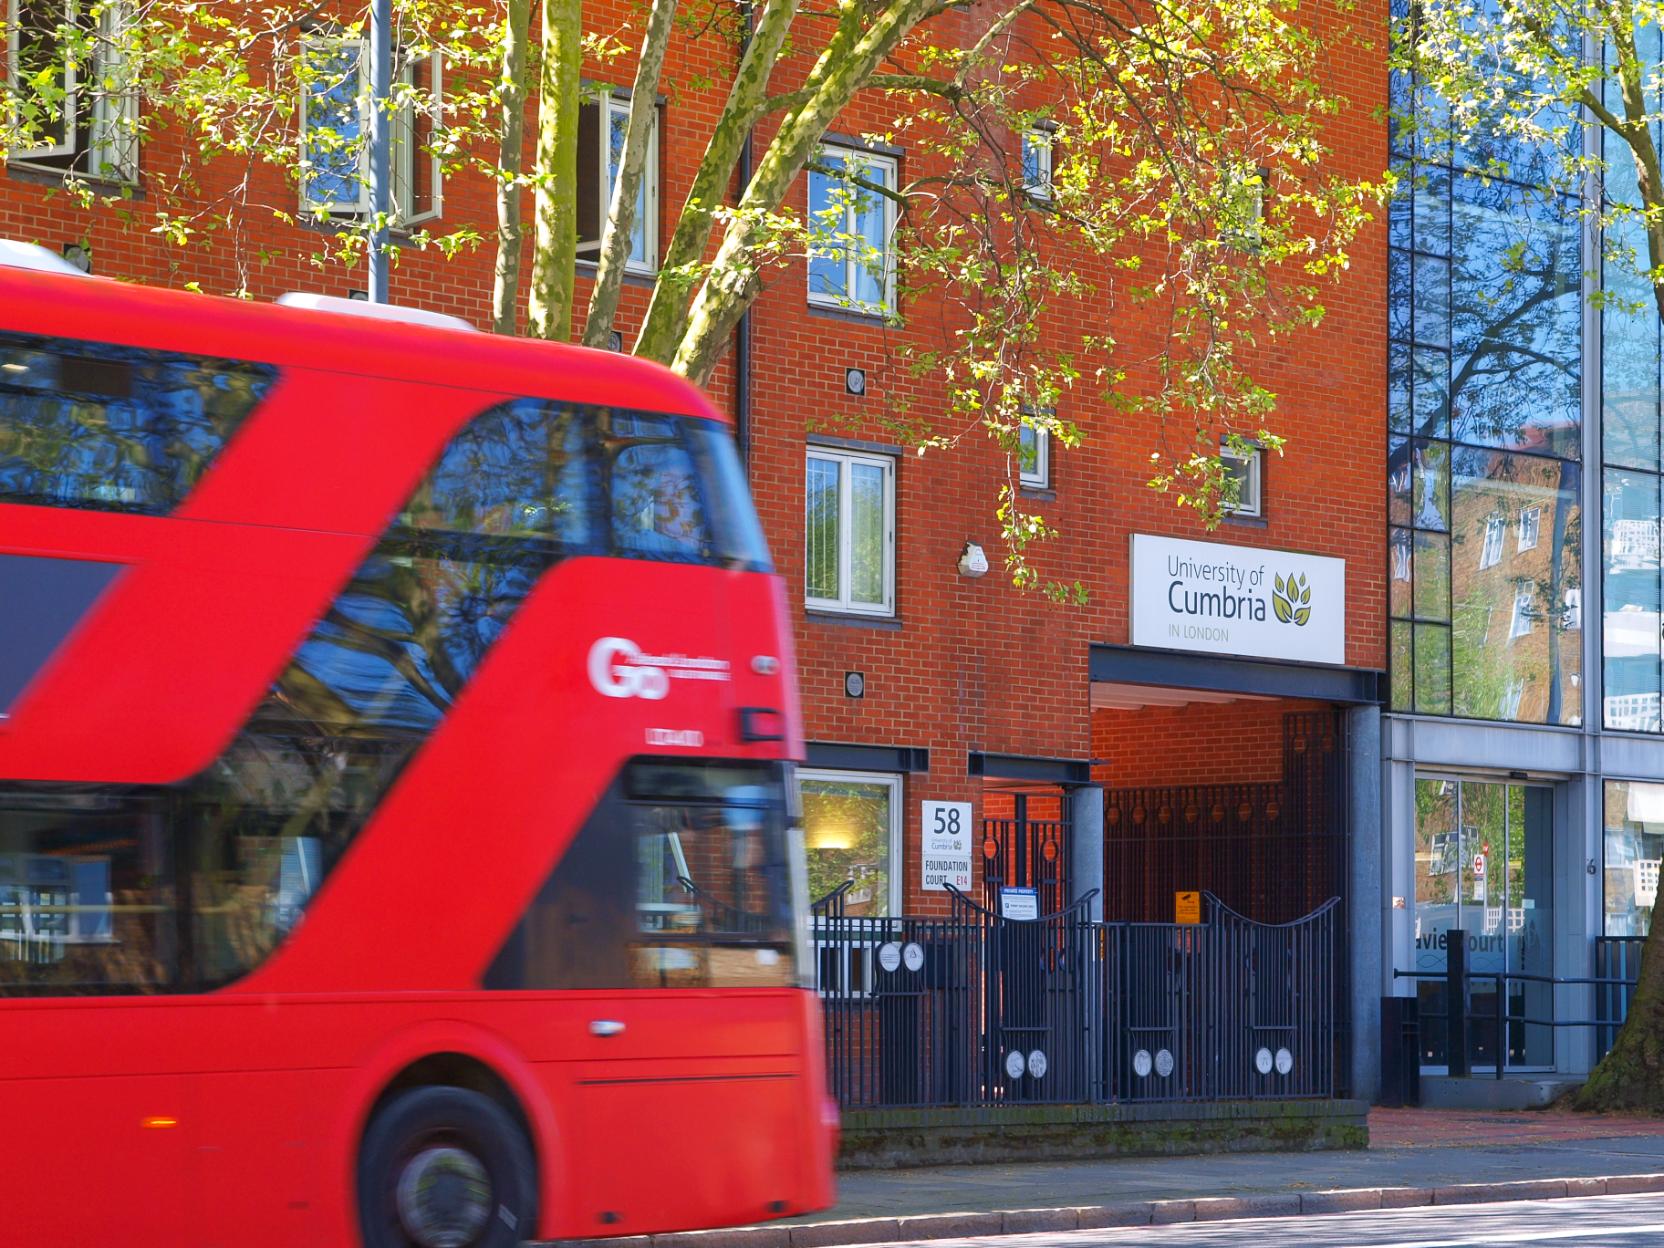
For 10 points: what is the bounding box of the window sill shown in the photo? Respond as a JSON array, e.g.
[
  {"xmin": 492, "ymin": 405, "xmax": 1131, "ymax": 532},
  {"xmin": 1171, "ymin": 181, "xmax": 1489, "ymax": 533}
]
[
  {"xmin": 1019, "ymin": 485, "xmax": 1055, "ymax": 502},
  {"xmin": 1222, "ymin": 512, "xmax": 1267, "ymax": 529},
  {"xmin": 7, "ymin": 161, "xmax": 140, "ymax": 195},
  {"xmin": 298, "ymin": 212, "xmax": 441, "ymax": 244},
  {"xmin": 576, "ymin": 258, "xmax": 659, "ymax": 288},
  {"xmin": 806, "ymin": 611, "xmax": 903, "ymax": 631},
  {"xmin": 807, "ymin": 301, "xmax": 895, "ymax": 328}
]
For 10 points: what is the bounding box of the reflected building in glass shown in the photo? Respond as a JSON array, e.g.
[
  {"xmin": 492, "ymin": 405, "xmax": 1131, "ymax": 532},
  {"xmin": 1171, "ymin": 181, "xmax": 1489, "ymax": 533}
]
[{"xmin": 1383, "ymin": 44, "xmax": 1664, "ymax": 1080}]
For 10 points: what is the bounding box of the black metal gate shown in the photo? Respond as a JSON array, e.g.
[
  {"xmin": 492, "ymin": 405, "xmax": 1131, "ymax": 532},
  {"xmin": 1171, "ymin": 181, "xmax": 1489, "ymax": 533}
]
[
  {"xmin": 815, "ymin": 887, "xmax": 1342, "ymax": 1109},
  {"xmin": 980, "ymin": 790, "xmax": 1070, "ymax": 917},
  {"xmin": 1102, "ymin": 710, "xmax": 1345, "ymax": 924}
]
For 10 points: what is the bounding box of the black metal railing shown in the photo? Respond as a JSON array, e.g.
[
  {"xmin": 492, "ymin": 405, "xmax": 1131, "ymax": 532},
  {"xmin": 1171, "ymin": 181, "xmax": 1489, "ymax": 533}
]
[
  {"xmin": 1394, "ymin": 934, "xmax": 1645, "ymax": 1077},
  {"xmin": 813, "ymin": 887, "xmax": 1341, "ymax": 1109}
]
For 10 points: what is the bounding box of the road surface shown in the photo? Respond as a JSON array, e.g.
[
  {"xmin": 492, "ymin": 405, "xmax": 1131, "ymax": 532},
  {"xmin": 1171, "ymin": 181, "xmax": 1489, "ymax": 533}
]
[{"xmin": 877, "ymin": 1192, "xmax": 1664, "ymax": 1246}]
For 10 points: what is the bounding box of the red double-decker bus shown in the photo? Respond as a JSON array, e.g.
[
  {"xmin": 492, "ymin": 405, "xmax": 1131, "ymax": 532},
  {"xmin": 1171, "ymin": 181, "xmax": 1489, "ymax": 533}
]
[{"xmin": 0, "ymin": 247, "xmax": 833, "ymax": 1247}]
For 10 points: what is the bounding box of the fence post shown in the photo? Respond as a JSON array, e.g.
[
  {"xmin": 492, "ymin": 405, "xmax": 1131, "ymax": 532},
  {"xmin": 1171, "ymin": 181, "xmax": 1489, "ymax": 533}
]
[{"xmin": 1445, "ymin": 933, "xmax": 1468, "ymax": 1078}]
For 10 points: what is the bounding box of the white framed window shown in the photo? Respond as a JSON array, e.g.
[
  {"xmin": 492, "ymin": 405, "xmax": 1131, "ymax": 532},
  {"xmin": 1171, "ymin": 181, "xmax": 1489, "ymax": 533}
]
[
  {"xmin": 1018, "ymin": 422, "xmax": 1049, "ymax": 489},
  {"xmin": 1510, "ymin": 585, "xmax": 1534, "ymax": 639},
  {"xmin": 1222, "ymin": 444, "xmax": 1262, "ymax": 517},
  {"xmin": 807, "ymin": 144, "xmax": 898, "ymax": 315},
  {"xmin": 576, "ymin": 90, "xmax": 658, "ymax": 274},
  {"xmin": 1517, "ymin": 505, "xmax": 1541, "ymax": 553},
  {"xmin": 800, "ymin": 769, "xmax": 902, "ymax": 998},
  {"xmin": 6, "ymin": 0, "xmax": 137, "ymax": 182},
  {"xmin": 1020, "ymin": 128, "xmax": 1052, "ymax": 200},
  {"xmin": 805, "ymin": 447, "xmax": 895, "ymax": 616},
  {"xmin": 1480, "ymin": 515, "xmax": 1505, "ymax": 569},
  {"xmin": 298, "ymin": 35, "xmax": 442, "ymax": 225}
]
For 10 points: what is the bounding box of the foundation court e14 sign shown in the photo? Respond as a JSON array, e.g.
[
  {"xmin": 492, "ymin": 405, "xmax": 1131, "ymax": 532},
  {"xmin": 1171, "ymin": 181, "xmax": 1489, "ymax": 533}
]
[{"xmin": 1130, "ymin": 534, "xmax": 1346, "ymax": 665}]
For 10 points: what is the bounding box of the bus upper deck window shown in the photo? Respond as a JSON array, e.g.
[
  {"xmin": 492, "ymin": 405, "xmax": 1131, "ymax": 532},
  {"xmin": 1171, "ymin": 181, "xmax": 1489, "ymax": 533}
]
[{"xmin": 605, "ymin": 414, "xmax": 710, "ymax": 562}]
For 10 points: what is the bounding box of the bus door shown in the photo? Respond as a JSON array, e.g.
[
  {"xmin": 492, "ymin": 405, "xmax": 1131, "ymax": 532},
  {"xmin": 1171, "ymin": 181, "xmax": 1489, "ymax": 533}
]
[{"xmin": 492, "ymin": 758, "xmax": 810, "ymax": 1233}]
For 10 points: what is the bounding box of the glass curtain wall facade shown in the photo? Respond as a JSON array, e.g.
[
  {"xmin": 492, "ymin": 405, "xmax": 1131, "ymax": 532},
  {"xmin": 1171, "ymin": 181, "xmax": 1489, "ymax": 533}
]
[
  {"xmin": 1600, "ymin": 29, "xmax": 1664, "ymax": 733},
  {"xmin": 1387, "ymin": 70, "xmax": 1584, "ymax": 724}
]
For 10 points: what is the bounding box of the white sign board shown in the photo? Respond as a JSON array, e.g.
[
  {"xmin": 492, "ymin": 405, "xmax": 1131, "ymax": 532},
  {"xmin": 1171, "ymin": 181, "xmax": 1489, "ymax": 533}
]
[
  {"xmin": 921, "ymin": 801, "xmax": 973, "ymax": 892},
  {"xmin": 1130, "ymin": 534, "xmax": 1346, "ymax": 665},
  {"xmin": 1000, "ymin": 887, "xmax": 1039, "ymax": 921}
]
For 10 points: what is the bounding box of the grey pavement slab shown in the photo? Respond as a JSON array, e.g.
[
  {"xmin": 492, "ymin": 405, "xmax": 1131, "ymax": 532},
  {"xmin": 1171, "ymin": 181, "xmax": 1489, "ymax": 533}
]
[{"xmin": 782, "ymin": 1133, "xmax": 1664, "ymax": 1224}]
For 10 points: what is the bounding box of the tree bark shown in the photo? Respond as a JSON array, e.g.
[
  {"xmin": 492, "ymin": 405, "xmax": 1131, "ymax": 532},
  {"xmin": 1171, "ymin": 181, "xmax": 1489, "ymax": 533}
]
[
  {"xmin": 670, "ymin": 0, "xmax": 938, "ymax": 384},
  {"xmin": 491, "ymin": 0, "xmax": 532, "ymax": 335},
  {"xmin": 632, "ymin": 0, "xmax": 799, "ymax": 362},
  {"xmin": 580, "ymin": 0, "xmax": 679, "ymax": 347},
  {"xmin": 1577, "ymin": 914, "xmax": 1664, "ymax": 1110},
  {"xmin": 527, "ymin": 0, "xmax": 583, "ymax": 340}
]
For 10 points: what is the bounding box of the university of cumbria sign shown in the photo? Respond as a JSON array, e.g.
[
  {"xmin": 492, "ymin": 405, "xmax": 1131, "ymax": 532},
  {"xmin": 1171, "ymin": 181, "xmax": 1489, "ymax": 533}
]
[{"xmin": 1130, "ymin": 534, "xmax": 1346, "ymax": 665}]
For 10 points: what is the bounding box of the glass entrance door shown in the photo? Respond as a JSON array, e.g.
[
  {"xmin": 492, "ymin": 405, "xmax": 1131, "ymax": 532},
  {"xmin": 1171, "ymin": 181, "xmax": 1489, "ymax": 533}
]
[{"xmin": 1412, "ymin": 777, "xmax": 1555, "ymax": 1070}]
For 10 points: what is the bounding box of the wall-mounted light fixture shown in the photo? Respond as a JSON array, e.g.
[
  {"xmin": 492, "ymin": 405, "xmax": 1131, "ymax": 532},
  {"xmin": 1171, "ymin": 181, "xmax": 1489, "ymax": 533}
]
[
  {"xmin": 844, "ymin": 671, "xmax": 865, "ymax": 699},
  {"xmin": 61, "ymin": 244, "xmax": 91, "ymax": 274},
  {"xmin": 958, "ymin": 541, "xmax": 989, "ymax": 578},
  {"xmin": 845, "ymin": 368, "xmax": 867, "ymax": 396}
]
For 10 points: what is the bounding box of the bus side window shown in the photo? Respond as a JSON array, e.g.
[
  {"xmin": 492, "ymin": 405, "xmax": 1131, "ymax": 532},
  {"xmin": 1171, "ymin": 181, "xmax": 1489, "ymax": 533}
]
[
  {"xmin": 0, "ymin": 792, "xmax": 179, "ymax": 995},
  {"xmin": 599, "ymin": 411, "xmax": 708, "ymax": 562},
  {"xmin": 400, "ymin": 399, "xmax": 595, "ymax": 546},
  {"xmin": 0, "ymin": 333, "xmax": 273, "ymax": 515}
]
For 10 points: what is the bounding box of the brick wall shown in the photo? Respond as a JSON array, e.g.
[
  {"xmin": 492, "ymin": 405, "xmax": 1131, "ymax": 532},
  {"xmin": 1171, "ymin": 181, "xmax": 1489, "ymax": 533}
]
[{"xmin": 0, "ymin": 0, "xmax": 1389, "ymax": 919}]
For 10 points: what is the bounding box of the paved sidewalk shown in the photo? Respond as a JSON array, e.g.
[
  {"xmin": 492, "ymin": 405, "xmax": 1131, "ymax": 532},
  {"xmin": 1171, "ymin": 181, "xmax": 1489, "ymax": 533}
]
[
  {"xmin": 795, "ymin": 1107, "xmax": 1664, "ymax": 1225},
  {"xmin": 540, "ymin": 1108, "xmax": 1664, "ymax": 1248}
]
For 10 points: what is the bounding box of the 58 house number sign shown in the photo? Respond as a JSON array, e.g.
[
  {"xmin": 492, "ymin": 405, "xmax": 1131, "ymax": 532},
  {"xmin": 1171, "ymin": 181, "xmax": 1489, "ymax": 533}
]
[{"xmin": 921, "ymin": 801, "xmax": 973, "ymax": 891}]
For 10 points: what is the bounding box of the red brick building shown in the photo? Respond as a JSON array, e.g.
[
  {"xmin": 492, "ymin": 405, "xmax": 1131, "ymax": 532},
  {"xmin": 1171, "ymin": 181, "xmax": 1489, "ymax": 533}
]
[{"xmin": 2, "ymin": 0, "xmax": 1388, "ymax": 1087}]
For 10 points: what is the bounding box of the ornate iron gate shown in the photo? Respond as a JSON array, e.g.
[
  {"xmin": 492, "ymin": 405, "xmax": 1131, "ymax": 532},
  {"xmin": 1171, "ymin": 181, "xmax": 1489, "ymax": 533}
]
[
  {"xmin": 814, "ymin": 887, "xmax": 1342, "ymax": 1109},
  {"xmin": 980, "ymin": 790, "xmax": 1070, "ymax": 917}
]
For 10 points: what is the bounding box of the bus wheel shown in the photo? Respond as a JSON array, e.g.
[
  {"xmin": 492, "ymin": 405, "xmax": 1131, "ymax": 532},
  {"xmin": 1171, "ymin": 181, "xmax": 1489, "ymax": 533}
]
[{"xmin": 358, "ymin": 1086, "xmax": 538, "ymax": 1248}]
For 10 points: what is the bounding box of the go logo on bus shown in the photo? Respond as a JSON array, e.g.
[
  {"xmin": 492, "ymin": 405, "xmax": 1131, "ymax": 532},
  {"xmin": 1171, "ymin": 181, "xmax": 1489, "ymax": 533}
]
[
  {"xmin": 588, "ymin": 636, "xmax": 734, "ymax": 700},
  {"xmin": 589, "ymin": 637, "xmax": 672, "ymax": 699}
]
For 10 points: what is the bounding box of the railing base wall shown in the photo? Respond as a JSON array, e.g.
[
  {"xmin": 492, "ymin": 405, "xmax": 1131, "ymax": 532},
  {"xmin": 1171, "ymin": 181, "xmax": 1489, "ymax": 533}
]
[{"xmin": 836, "ymin": 1099, "xmax": 1370, "ymax": 1170}]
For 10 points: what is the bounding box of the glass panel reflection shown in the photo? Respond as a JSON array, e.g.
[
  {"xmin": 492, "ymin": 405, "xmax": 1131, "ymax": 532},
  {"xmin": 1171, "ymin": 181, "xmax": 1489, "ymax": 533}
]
[
  {"xmin": 1448, "ymin": 179, "xmax": 1581, "ymax": 458},
  {"xmin": 1603, "ymin": 469, "xmax": 1662, "ymax": 731},
  {"xmin": 1448, "ymin": 449, "xmax": 1581, "ymax": 724}
]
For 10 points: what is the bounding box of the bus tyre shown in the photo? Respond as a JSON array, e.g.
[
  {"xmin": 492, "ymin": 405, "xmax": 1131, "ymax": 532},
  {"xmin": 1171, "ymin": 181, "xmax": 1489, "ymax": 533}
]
[{"xmin": 358, "ymin": 1087, "xmax": 538, "ymax": 1248}]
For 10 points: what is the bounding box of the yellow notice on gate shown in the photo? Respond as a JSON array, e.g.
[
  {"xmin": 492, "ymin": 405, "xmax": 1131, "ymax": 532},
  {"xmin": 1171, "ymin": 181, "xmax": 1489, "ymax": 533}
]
[{"xmin": 1174, "ymin": 891, "xmax": 1202, "ymax": 925}]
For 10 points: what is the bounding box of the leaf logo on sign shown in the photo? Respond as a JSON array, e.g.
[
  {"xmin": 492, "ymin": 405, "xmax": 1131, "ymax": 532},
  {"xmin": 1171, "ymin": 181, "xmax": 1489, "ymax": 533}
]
[{"xmin": 1272, "ymin": 572, "xmax": 1312, "ymax": 627}]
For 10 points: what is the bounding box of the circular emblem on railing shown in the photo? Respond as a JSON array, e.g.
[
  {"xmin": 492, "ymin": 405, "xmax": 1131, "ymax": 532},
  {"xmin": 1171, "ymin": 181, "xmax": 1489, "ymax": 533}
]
[
  {"xmin": 1005, "ymin": 1050, "xmax": 1027, "ymax": 1080},
  {"xmin": 1027, "ymin": 1050, "xmax": 1048, "ymax": 1080},
  {"xmin": 982, "ymin": 838, "xmax": 1000, "ymax": 859},
  {"xmin": 903, "ymin": 942, "xmax": 925, "ymax": 973},
  {"xmin": 877, "ymin": 942, "xmax": 902, "ymax": 973},
  {"xmin": 1238, "ymin": 802, "xmax": 1253, "ymax": 822},
  {"xmin": 1266, "ymin": 801, "xmax": 1281, "ymax": 821},
  {"xmin": 1133, "ymin": 1049, "xmax": 1153, "ymax": 1078},
  {"xmin": 1154, "ymin": 1049, "xmax": 1175, "ymax": 1078},
  {"xmin": 1042, "ymin": 841, "xmax": 1058, "ymax": 861},
  {"xmin": 1276, "ymin": 1047, "xmax": 1294, "ymax": 1075},
  {"xmin": 1255, "ymin": 1047, "xmax": 1274, "ymax": 1075}
]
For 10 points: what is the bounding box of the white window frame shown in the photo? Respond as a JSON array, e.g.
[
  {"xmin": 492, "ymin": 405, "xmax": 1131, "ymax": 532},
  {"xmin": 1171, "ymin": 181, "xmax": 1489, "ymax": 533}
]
[
  {"xmin": 298, "ymin": 35, "xmax": 442, "ymax": 226},
  {"xmin": 1221, "ymin": 444, "xmax": 1263, "ymax": 518},
  {"xmin": 1480, "ymin": 515, "xmax": 1505, "ymax": 569},
  {"xmin": 1517, "ymin": 505, "xmax": 1541, "ymax": 553},
  {"xmin": 574, "ymin": 90, "xmax": 659, "ymax": 274},
  {"xmin": 1510, "ymin": 585, "xmax": 1534, "ymax": 639},
  {"xmin": 1020, "ymin": 128, "xmax": 1053, "ymax": 200},
  {"xmin": 6, "ymin": 0, "xmax": 137, "ymax": 181},
  {"xmin": 801, "ymin": 768, "xmax": 903, "ymax": 1000},
  {"xmin": 806, "ymin": 143, "xmax": 899, "ymax": 315},
  {"xmin": 7, "ymin": 0, "xmax": 77, "ymax": 161},
  {"xmin": 805, "ymin": 446, "xmax": 896, "ymax": 617},
  {"xmin": 1018, "ymin": 422, "xmax": 1050, "ymax": 489}
]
